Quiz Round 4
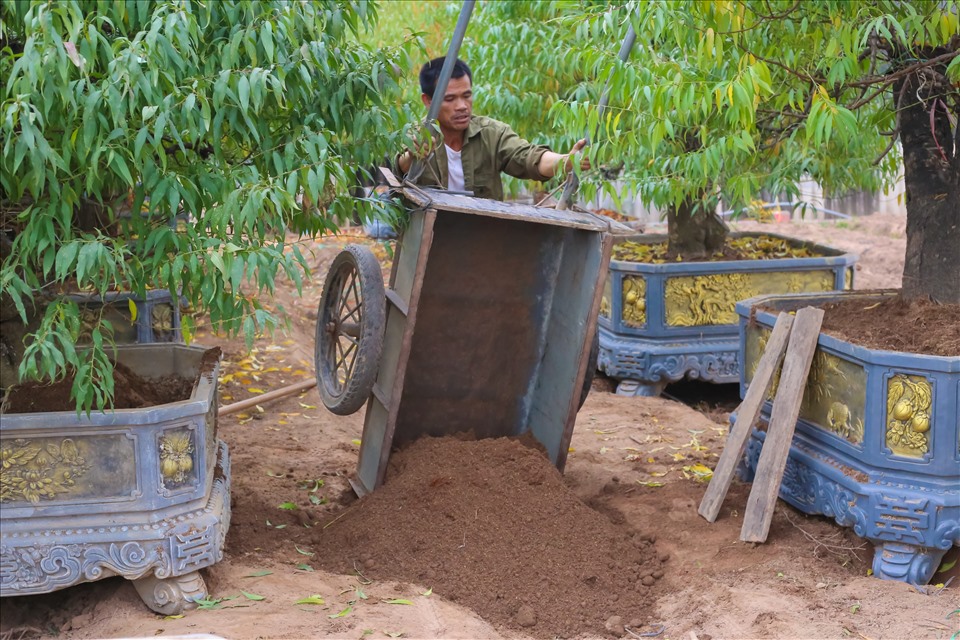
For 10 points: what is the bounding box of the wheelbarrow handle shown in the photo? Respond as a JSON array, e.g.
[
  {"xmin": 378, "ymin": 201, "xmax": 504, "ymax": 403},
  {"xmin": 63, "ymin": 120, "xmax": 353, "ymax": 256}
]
[
  {"xmin": 407, "ymin": 0, "xmax": 476, "ymax": 185},
  {"xmin": 556, "ymin": 21, "xmax": 637, "ymax": 211}
]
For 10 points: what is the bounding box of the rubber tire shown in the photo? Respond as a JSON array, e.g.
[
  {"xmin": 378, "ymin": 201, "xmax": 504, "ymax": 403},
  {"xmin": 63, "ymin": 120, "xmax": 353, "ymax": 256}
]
[
  {"xmin": 578, "ymin": 327, "xmax": 600, "ymax": 410},
  {"xmin": 315, "ymin": 245, "xmax": 386, "ymax": 415}
]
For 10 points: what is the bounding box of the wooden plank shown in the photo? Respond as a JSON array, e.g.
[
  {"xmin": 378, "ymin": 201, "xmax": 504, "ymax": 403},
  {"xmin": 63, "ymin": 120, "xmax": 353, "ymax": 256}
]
[
  {"xmin": 740, "ymin": 306, "xmax": 825, "ymax": 543},
  {"xmin": 375, "ymin": 209, "xmax": 436, "ymax": 489},
  {"xmin": 698, "ymin": 312, "xmax": 794, "ymax": 522},
  {"xmin": 400, "ymin": 186, "xmax": 631, "ymax": 233},
  {"xmin": 379, "ymin": 166, "xmax": 402, "ymax": 188}
]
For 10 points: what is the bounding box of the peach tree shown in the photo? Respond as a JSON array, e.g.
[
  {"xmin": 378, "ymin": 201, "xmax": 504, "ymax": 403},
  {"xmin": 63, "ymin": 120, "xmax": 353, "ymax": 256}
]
[
  {"xmin": 0, "ymin": 0, "xmax": 419, "ymax": 411},
  {"xmin": 470, "ymin": 1, "xmax": 958, "ymax": 302}
]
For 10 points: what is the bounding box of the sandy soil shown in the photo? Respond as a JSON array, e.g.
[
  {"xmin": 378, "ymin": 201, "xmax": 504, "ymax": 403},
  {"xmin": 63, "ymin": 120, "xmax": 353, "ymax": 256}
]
[{"xmin": 3, "ymin": 215, "xmax": 958, "ymax": 640}]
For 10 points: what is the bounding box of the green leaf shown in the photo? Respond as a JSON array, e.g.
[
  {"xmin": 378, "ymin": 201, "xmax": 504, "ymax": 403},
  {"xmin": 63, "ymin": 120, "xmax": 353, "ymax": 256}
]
[
  {"xmin": 241, "ymin": 590, "xmax": 266, "ymax": 601},
  {"xmin": 196, "ymin": 598, "xmax": 223, "ymax": 610},
  {"xmin": 238, "ymin": 74, "xmax": 250, "ymax": 111},
  {"xmin": 383, "ymin": 599, "xmax": 414, "ymax": 605},
  {"xmin": 243, "ymin": 570, "xmax": 273, "ymax": 578},
  {"xmin": 329, "ymin": 606, "xmax": 352, "ymax": 618},
  {"xmin": 295, "ymin": 545, "xmax": 315, "ymax": 557},
  {"xmin": 294, "ymin": 594, "xmax": 325, "ymax": 605},
  {"xmin": 295, "ymin": 563, "xmax": 314, "ymax": 572},
  {"xmin": 278, "ymin": 501, "xmax": 298, "ymax": 511},
  {"xmin": 937, "ymin": 557, "xmax": 957, "ymax": 573}
]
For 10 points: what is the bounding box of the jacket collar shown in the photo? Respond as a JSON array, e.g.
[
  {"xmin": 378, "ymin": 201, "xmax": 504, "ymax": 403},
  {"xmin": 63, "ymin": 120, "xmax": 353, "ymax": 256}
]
[{"xmin": 465, "ymin": 116, "xmax": 483, "ymax": 140}]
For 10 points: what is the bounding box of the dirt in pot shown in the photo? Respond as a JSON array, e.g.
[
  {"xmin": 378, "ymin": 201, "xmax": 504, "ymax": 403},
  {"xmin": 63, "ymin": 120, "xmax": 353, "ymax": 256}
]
[
  {"xmin": 2, "ymin": 356, "xmax": 203, "ymax": 414},
  {"xmin": 819, "ymin": 296, "xmax": 960, "ymax": 357},
  {"xmin": 311, "ymin": 435, "xmax": 666, "ymax": 639}
]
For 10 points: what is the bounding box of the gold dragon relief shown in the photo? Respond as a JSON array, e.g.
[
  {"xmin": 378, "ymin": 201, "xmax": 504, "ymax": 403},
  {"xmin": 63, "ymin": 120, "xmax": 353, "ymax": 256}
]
[
  {"xmin": 746, "ymin": 329, "xmax": 866, "ymax": 445},
  {"xmin": 0, "ymin": 438, "xmax": 90, "ymax": 504},
  {"xmin": 800, "ymin": 350, "xmax": 867, "ymax": 445},
  {"xmin": 886, "ymin": 374, "xmax": 932, "ymax": 458},
  {"xmin": 600, "ymin": 275, "xmax": 612, "ymax": 318},
  {"xmin": 665, "ymin": 270, "xmax": 837, "ymax": 327},
  {"xmin": 620, "ymin": 276, "xmax": 647, "ymax": 327}
]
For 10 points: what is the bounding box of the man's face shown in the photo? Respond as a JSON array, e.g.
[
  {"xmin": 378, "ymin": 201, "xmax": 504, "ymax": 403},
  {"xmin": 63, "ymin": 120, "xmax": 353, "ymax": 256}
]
[{"xmin": 423, "ymin": 74, "xmax": 473, "ymax": 132}]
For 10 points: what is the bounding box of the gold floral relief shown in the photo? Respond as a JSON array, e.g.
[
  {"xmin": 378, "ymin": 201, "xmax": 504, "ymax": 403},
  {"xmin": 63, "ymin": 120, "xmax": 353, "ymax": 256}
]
[
  {"xmin": 0, "ymin": 438, "xmax": 90, "ymax": 503},
  {"xmin": 886, "ymin": 374, "xmax": 932, "ymax": 458},
  {"xmin": 160, "ymin": 431, "xmax": 195, "ymax": 485},
  {"xmin": 665, "ymin": 270, "xmax": 837, "ymax": 327},
  {"xmin": 621, "ymin": 276, "xmax": 647, "ymax": 327}
]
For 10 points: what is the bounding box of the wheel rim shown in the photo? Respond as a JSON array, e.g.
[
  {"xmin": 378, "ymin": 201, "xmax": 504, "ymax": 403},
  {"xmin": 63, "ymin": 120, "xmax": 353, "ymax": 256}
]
[{"xmin": 320, "ymin": 260, "xmax": 365, "ymax": 396}]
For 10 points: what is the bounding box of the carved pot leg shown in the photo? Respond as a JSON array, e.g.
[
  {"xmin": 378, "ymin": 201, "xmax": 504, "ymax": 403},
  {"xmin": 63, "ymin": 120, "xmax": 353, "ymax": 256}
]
[
  {"xmin": 616, "ymin": 379, "xmax": 666, "ymax": 397},
  {"xmin": 133, "ymin": 571, "xmax": 208, "ymax": 615},
  {"xmin": 871, "ymin": 541, "xmax": 945, "ymax": 585}
]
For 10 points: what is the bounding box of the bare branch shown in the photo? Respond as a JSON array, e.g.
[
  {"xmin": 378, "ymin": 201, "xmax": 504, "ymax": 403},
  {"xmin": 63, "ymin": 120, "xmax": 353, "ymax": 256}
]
[{"xmin": 871, "ymin": 79, "xmax": 909, "ymax": 166}]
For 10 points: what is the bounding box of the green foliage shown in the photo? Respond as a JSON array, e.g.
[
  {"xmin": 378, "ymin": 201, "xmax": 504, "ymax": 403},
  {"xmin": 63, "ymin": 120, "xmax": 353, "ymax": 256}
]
[
  {"xmin": 467, "ymin": 0, "xmax": 958, "ymax": 216},
  {"xmin": 1, "ymin": 0, "xmax": 420, "ymax": 412},
  {"xmin": 360, "ymin": 0, "xmax": 458, "ymax": 105}
]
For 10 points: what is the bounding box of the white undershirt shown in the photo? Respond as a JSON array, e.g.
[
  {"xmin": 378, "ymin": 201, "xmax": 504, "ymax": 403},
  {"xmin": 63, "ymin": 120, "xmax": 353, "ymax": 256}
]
[{"xmin": 445, "ymin": 144, "xmax": 465, "ymax": 192}]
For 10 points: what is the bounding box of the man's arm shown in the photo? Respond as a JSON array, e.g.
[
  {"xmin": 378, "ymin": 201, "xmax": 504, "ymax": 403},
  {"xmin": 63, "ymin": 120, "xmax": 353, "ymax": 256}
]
[{"xmin": 537, "ymin": 139, "xmax": 588, "ymax": 178}]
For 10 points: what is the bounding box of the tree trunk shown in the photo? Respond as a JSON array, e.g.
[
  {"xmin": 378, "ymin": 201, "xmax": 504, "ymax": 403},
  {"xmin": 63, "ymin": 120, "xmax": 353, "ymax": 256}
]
[
  {"xmin": 897, "ymin": 70, "xmax": 960, "ymax": 304},
  {"xmin": 666, "ymin": 196, "xmax": 729, "ymax": 259}
]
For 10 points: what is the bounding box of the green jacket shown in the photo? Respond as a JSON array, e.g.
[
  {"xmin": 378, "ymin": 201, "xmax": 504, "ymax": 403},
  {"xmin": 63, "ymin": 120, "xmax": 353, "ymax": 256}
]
[{"xmin": 403, "ymin": 115, "xmax": 551, "ymax": 201}]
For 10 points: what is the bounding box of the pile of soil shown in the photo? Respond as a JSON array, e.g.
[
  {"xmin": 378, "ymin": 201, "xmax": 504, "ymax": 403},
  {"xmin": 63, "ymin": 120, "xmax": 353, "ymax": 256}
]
[
  {"xmin": 313, "ymin": 436, "xmax": 667, "ymax": 639},
  {"xmin": 819, "ymin": 296, "xmax": 960, "ymax": 357},
  {"xmin": 2, "ymin": 359, "xmax": 196, "ymax": 414}
]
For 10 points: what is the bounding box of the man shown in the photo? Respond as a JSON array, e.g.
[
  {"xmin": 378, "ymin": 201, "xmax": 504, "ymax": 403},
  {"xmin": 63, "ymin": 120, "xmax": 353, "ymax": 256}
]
[{"xmin": 397, "ymin": 58, "xmax": 587, "ymax": 201}]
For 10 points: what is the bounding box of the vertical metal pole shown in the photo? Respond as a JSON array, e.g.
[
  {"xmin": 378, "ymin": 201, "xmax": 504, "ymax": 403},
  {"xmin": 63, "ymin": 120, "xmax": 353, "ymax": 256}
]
[
  {"xmin": 556, "ymin": 22, "xmax": 636, "ymax": 210},
  {"xmin": 408, "ymin": 0, "xmax": 476, "ymax": 183}
]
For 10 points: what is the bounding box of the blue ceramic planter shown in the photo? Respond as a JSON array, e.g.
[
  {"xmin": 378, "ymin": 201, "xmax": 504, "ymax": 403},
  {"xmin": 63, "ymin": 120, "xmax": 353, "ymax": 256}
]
[
  {"xmin": 66, "ymin": 289, "xmax": 184, "ymax": 344},
  {"xmin": 736, "ymin": 291, "xmax": 959, "ymax": 584},
  {"xmin": 598, "ymin": 232, "xmax": 857, "ymax": 396},
  {"xmin": 0, "ymin": 344, "xmax": 229, "ymax": 613}
]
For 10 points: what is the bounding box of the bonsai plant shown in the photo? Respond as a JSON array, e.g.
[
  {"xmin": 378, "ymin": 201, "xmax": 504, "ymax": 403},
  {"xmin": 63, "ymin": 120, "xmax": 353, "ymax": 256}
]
[
  {"xmin": 0, "ymin": 0, "xmax": 422, "ymax": 612},
  {"xmin": 469, "ymin": 0, "xmax": 959, "ymax": 583}
]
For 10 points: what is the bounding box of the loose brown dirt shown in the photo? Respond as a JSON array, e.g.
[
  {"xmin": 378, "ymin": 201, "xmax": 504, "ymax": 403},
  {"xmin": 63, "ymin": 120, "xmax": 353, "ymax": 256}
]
[
  {"xmin": 1, "ymin": 217, "xmax": 957, "ymax": 640},
  {"xmin": 2, "ymin": 358, "xmax": 197, "ymax": 413},
  {"xmin": 818, "ymin": 296, "xmax": 960, "ymax": 357},
  {"xmin": 312, "ymin": 436, "xmax": 664, "ymax": 638}
]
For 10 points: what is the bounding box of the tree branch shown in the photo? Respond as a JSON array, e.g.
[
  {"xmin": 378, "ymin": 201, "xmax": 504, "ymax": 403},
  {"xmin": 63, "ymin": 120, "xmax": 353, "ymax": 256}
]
[
  {"xmin": 843, "ymin": 50, "xmax": 959, "ymax": 88},
  {"xmin": 871, "ymin": 80, "xmax": 908, "ymax": 166}
]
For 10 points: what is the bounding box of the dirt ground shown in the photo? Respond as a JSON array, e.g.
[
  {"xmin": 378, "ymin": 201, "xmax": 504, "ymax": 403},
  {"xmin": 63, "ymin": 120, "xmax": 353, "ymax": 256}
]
[{"xmin": 3, "ymin": 213, "xmax": 959, "ymax": 640}]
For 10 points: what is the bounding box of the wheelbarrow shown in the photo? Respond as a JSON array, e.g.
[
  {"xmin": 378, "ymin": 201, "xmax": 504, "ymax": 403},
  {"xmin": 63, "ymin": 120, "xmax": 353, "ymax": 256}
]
[
  {"xmin": 314, "ymin": 172, "xmax": 628, "ymax": 495},
  {"xmin": 313, "ymin": 0, "xmax": 633, "ymax": 495}
]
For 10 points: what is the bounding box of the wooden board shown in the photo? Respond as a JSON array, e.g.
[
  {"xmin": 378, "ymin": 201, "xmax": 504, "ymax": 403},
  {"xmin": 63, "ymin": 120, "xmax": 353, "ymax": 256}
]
[
  {"xmin": 698, "ymin": 311, "xmax": 794, "ymax": 522},
  {"xmin": 740, "ymin": 307, "xmax": 824, "ymax": 543},
  {"xmin": 401, "ymin": 186, "xmax": 633, "ymax": 233}
]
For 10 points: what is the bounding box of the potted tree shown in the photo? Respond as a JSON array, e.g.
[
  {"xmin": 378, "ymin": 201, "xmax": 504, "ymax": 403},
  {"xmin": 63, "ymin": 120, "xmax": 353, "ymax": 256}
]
[
  {"xmin": 471, "ymin": 0, "xmax": 958, "ymax": 583},
  {"xmin": 0, "ymin": 0, "xmax": 417, "ymax": 612}
]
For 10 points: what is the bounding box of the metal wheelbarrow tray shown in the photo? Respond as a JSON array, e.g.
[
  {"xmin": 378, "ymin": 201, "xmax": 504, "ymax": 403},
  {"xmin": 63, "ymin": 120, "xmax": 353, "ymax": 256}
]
[{"xmin": 315, "ymin": 175, "xmax": 628, "ymax": 496}]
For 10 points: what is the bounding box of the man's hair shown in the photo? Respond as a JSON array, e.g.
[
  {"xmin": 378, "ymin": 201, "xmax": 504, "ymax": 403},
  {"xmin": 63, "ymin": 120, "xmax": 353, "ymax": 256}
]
[{"xmin": 419, "ymin": 57, "xmax": 472, "ymax": 99}]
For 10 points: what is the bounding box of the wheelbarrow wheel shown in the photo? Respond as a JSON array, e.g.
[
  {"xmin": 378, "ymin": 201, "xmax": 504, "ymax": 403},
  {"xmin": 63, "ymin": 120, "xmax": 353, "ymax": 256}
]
[
  {"xmin": 578, "ymin": 327, "xmax": 600, "ymax": 410},
  {"xmin": 315, "ymin": 245, "xmax": 386, "ymax": 415}
]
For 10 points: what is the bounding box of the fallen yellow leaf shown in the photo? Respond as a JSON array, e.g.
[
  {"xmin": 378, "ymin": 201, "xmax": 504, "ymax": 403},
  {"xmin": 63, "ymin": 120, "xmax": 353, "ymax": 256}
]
[{"xmin": 248, "ymin": 387, "xmax": 265, "ymax": 394}]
